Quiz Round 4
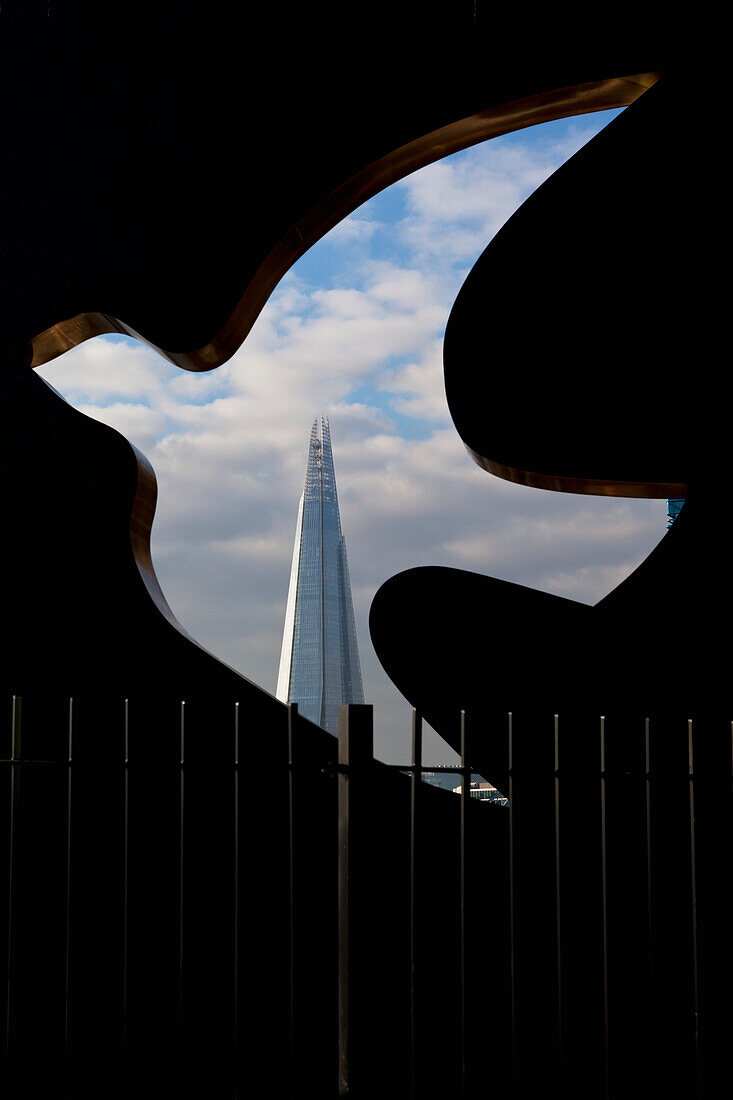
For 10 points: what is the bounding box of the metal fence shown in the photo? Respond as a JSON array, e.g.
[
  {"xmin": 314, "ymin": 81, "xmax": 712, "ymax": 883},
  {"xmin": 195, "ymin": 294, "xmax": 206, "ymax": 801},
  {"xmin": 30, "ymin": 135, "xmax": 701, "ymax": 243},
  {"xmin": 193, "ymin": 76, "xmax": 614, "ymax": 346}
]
[{"xmin": 1, "ymin": 695, "xmax": 730, "ymax": 1097}]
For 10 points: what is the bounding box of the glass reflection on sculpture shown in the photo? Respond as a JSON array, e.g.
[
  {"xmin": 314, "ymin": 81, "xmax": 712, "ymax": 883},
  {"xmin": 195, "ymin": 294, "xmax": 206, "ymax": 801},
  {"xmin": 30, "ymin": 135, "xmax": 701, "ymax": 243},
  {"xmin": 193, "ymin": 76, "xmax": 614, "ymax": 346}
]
[{"xmin": 276, "ymin": 417, "xmax": 364, "ymax": 733}]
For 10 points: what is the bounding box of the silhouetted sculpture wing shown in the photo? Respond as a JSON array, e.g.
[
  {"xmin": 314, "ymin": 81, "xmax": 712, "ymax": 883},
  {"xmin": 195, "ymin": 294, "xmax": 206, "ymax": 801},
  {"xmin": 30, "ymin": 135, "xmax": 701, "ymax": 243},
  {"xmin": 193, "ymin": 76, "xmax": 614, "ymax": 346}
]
[
  {"xmin": 2, "ymin": 10, "xmax": 660, "ymax": 370},
  {"xmin": 370, "ymin": 74, "xmax": 730, "ymax": 790}
]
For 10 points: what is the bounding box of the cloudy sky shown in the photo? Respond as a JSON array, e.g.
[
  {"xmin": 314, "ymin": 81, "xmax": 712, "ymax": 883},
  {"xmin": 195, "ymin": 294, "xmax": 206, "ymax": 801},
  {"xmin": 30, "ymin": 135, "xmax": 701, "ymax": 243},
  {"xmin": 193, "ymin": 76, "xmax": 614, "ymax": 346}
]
[{"xmin": 36, "ymin": 109, "xmax": 667, "ymax": 764}]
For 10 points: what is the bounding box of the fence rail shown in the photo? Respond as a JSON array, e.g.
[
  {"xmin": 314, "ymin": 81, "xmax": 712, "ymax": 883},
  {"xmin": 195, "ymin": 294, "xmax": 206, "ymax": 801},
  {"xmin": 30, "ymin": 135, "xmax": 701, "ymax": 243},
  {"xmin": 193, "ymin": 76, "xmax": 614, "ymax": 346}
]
[{"xmin": 1, "ymin": 696, "xmax": 731, "ymax": 1097}]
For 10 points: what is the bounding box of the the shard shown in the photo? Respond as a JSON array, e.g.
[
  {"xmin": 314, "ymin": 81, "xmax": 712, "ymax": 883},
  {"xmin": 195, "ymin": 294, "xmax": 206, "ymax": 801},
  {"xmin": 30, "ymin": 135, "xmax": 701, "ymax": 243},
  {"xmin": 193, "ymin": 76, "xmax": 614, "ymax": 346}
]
[{"xmin": 276, "ymin": 417, "xmax": 364, "ymax": 733}]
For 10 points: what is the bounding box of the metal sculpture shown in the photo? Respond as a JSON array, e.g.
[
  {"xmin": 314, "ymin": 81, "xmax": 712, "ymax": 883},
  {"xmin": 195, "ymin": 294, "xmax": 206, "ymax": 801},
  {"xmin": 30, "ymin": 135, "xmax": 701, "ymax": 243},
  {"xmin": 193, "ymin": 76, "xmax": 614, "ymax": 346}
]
[{"xmin": 1, "ymin": 5, "xmax": 723, "ymax": 1096}]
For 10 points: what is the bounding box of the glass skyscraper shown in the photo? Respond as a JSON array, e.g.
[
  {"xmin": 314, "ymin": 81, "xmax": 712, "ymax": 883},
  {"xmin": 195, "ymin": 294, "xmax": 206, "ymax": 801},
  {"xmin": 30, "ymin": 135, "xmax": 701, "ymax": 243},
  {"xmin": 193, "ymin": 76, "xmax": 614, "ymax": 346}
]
[{"xmin": 276, "ymin": 417, "xmax": 364, "ymax": 733}]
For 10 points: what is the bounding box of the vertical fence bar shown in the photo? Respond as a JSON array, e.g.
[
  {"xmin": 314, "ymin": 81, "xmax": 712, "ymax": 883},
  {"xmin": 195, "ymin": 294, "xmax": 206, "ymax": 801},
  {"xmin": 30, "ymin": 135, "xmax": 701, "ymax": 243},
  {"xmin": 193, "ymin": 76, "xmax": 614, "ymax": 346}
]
[
  {"xmin": 644, "ymin": 719, "xmax": 652, "ymax": 999},
  {"xmin": 459, "ymin": 709, "xmax": 470, "ymax": 1098},
  {"xmin": 688, "ymin": 719, "xmax": 701, "ymax": 1097},
  {"xmin": 64, "ymin": 698, "xmax": 74, "ymax": 1065},
  {"xmin": 287, "ymin": 702, "xmax": 297, "ymax": 1097},
  {"xmin": 179, "ymin": 700, "xmax": 185, "ymax": 1039},
  {"xmin": 233, "ymin": 701, "xmax": 240, "ymax": 1098},
  {"xmin": 5, "ymin": 696, "xmax": 22, "ymax": 1070},
  {"xmin": 337, "ymin": 703, "xmax": 373, "ymax": 1097},
  {"xmin": 508, "ymin": 711, "xmax": 518, "ymax": 1093},
  {"xmin": 123, "ymin": 699, "xmax": 129, "ymax": 1069},
  {"xmin": 410, "ymin": 707, "xmax": 422, "ymax": 1100},
  {"xmin": 600, "ymin": 715, "xmax": 610, "ymax": 1100},
  {"xmin": 554, "ymin": 714, "xmax": 563, "ymax": 1089}
]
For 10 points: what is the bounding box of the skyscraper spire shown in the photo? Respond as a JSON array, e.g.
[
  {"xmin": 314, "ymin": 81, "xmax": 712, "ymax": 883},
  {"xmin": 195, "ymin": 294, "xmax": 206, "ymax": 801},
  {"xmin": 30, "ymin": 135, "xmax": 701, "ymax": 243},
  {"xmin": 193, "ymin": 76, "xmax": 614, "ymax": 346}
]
[{"xmin": 276, "ymin": 417, "xmax": 364, "ymax": 733}]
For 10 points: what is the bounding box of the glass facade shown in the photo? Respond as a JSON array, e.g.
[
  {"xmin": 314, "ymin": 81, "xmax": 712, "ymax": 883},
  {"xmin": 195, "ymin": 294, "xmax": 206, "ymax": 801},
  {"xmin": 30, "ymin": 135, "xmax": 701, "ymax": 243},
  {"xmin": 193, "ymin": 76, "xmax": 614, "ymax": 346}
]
[
  {"xmin": 667, "ymin": 498, "xmax": 685, "ymax": 527},
  {"xmin": 276, "ymin": 417, "xmax": 364, "ymax": 733}
]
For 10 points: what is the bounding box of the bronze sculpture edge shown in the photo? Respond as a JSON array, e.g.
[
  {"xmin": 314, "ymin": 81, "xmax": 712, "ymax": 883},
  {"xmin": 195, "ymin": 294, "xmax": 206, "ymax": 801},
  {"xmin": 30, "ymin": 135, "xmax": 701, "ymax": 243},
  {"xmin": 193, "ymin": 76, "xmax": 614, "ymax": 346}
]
[
  {"xmin": 466, "ymin": 444, "xmax": 688, "ymax": 499},
  {"xmin": 29, "ymin": 72, "xmax": 661, "ymax": 374}
]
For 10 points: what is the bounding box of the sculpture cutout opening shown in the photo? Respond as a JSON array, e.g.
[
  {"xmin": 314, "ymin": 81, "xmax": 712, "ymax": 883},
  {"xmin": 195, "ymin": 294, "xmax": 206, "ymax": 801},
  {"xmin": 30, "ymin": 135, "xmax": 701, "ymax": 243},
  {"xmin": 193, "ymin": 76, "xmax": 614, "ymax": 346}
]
[{"xmin": 33, "ymin": 108, "xmax": 665, "ymax": 762}]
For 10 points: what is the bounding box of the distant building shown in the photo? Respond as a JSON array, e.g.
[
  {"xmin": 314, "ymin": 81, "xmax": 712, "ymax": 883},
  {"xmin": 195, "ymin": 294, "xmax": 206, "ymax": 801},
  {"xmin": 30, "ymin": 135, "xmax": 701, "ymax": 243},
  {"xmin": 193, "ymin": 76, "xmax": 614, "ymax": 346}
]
[
  {"xmin": 452, "ymin": 780, "xmax": 509, "ymax": 807},
  {"xmin": 422, "ymin": 768, "xmax": 477, "ymax": 792},
  {"xmin": 667, "ymin": 499, "xmax": 685, "ymax": 527},
  {"xmin": 422, "ymin": 768, "xmax": 509, "ymax": 805},
  {"xmin": 276, "ymin": 417, "xmax": 364, "ymax": 734},
  {"xmin": 423, "ymin": 768, "xmax": 487, "ymax": 791}
]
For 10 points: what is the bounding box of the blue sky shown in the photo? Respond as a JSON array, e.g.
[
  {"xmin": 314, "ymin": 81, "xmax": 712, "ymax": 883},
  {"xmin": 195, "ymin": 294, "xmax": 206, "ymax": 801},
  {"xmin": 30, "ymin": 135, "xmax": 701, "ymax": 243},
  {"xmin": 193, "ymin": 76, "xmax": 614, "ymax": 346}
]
[{"xmin": 37, "ymin": 108, "xmax": 666, "ymax": 763}]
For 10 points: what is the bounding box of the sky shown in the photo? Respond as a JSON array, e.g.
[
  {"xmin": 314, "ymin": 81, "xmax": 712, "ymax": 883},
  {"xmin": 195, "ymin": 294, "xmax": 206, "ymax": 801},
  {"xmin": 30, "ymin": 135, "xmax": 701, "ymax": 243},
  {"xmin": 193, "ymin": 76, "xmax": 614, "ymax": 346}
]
[{"xmin": 36, "ymin": 108, "xmax": 667, "ymax": 765}]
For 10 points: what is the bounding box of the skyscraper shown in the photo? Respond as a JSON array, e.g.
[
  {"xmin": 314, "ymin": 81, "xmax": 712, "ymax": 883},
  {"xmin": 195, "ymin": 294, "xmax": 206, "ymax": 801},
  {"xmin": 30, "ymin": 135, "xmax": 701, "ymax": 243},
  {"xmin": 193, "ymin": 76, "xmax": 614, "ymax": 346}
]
[{"xmin": 276, "ymin": 417, "xmax": 364, "ymax": 733}]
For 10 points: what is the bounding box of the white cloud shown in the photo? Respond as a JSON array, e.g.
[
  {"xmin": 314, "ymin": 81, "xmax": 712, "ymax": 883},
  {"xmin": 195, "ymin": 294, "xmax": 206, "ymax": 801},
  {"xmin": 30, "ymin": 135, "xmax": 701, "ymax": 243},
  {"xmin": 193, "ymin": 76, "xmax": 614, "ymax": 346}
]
[
  {"xmin": 42, "ymin": 337, "xmax": 173, "ymax": 404},
  {"xmin": 396, "ymin": 120, "xmax": 608, "ymax": 267},
  {"xmin": 380, "ymin": 339, "xmax": 449, "ymax": 422},
  {"xmin": 326, "ymin": 214, "xmax": 383, "ymax": 244}
]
